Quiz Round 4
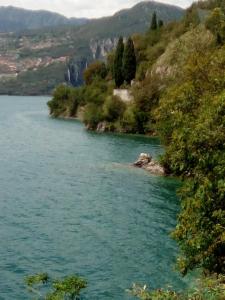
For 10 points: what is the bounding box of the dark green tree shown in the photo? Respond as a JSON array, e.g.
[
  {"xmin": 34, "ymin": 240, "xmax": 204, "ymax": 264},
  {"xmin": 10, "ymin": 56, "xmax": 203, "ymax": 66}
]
[
  {"xmin": 158, "ymin": 19, "xmax": 164, "ymax": 28},
  {"xmin": 123, "ymin": 37, "xmax": 136, "ymax": 85},
  {"xmin": 150, "ymin": 12, "xmax": 158, "ymax": 30},
  {"xmin": 114, "ymin": 37, "xmax": 124, "ymax": 87}
]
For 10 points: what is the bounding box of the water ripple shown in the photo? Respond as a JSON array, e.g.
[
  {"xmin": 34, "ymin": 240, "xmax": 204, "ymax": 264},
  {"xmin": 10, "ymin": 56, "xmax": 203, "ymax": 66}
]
[{"xmin": 0, "ymin": 96, "xmax": 187, "ymax": 300}]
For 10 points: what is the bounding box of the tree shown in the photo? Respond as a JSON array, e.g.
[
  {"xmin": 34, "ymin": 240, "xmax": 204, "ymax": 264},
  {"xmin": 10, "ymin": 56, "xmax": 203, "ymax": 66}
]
[
  {"xmin": 158, "ymin": 19, "xmax": 164, "ymax": 28},
  {"xmin": 114, "ymin": 37, "xmax": 124, "ymax": 87},
  {"xmin": 83, "ymin": 61, "xmax": 107, "ymax": 85},
  {"xmin": 150, "ymin": 12, "xmax": 158, "ymax": 30},
  {"xmin": 122, "ymin": 37, "xmax": 136, "ymax": 85},
  {"xmin": 205, "ymin": 8, "xmax": 225, "ymax": 45},
  {"xmin": 184, "ymin": 6, "xmax": 200, "ymax": 28}
]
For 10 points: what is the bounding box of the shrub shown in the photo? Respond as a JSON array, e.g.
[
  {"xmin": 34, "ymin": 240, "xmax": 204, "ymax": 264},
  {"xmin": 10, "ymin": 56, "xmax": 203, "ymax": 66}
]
[
  {"xmin": 121, "ymin": 105, "xmax": 138, "ymax": 133},
  {"xmin": 83, "ymin": 61, "xmax": 107, "ymax": 85},
  {"xmin": 103, "ymin": 96, "xmax": 126, "ymax": 122},
  {"xmin": 47, "ymin": 85, "xmax": 72, "ymax": 117},
  {"xmin": 154, "ymin": 45, "xmax": 225, "ymax": 274},
  {"xmin": 25, "ymin": 273, "xmax": 87, "ymax": 300},
  {"xmin": 83, "ymin": 103, "xmax": 104, "ymax": 129},
  {"xmin": 47, "ymin": 85, "xmax": 82, "ymax": 117},
  {"xmin": 130, "ymin": 274, "xmax": 225, "ymax": 300}
]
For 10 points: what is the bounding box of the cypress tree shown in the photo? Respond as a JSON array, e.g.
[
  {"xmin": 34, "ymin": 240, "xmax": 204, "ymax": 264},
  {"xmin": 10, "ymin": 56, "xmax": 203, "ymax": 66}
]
[
  {"xmin": 114, "ymin": 37, "xmax": 124, "ymax": 87},
  {"xmin": 150, "ymin": 12, "xmax": 158, "ymax": 30},
  {"xmin": 158, "ymin": 19, "xmax": 164, "ymax": 28},
  {"xmin": 122, "ymin": 37, "xmax": 136, "ymax": 85}
]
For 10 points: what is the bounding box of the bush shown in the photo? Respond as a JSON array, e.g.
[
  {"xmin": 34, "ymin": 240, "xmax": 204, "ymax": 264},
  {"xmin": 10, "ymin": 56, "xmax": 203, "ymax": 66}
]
[
  {"xmin": 103, "ymin": 96, "xmax": 126, "ymax": 122},
  {"xmin": 121, "ymin": 105, "xmax": 138, "ymax": 133},
  {"xmin": 25, "ymin": 273, "xmax": 87, "ymax": 300},
  {"xmin": 83, "ymin": 103, "xmax": 104, "ymax": 129},
  {"xmin": 47, "ymin": 85, "xmax": 71, "ymax": 117},
  {"xmin": 83, "ymin": 61, "xmax": 107, "ymax": 85},
  {"xmin": 154, "ymin": 44, "xmax": 225, "ymax": 274},
  {"xmin": 47, "ymin": 85, "xmax": 82, "ymax": 117},
  {"xmin": 130, "ymin": 274, "xmax": 225, "ymax": 300}
]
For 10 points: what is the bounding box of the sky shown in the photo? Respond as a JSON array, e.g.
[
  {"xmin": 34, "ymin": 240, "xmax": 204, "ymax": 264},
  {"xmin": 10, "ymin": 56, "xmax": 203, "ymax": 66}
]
[{"xmin": 0, "ymin": 0, "xmax": 195, "ymax": 18}]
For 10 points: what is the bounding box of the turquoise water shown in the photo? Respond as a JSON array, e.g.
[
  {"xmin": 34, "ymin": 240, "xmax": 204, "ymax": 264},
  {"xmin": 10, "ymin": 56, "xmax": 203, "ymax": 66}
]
[{"xmin": 0, "ymin": 96, "xmax": 186, "ymax": 299}]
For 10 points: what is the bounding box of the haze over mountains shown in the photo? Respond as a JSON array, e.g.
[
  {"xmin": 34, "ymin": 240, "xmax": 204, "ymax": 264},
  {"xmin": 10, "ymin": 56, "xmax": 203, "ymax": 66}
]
[
  {"xmin": 0, "ymin": 6, "xmax": 88, "ymax": 32},
  {"xmin": 0, "ymin": 1, "xmax": 184, "ymax": 95}
]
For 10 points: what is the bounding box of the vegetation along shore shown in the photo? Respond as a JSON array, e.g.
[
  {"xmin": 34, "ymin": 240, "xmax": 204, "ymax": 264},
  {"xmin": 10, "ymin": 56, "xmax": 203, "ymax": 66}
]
[{"xmin": 47, "ymin": 0, "xmax": 225, "ymax": 298}]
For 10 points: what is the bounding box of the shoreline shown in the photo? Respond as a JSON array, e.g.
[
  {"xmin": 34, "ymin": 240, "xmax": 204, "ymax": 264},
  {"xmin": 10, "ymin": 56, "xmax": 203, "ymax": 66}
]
[{"xmin": 53, "ymin": 114, "xmax": 160, "ymax": 140}]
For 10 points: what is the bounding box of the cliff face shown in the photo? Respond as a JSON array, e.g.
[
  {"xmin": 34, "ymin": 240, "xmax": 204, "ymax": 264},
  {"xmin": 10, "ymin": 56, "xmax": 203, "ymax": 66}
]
[
  {"xmin": 67, "ymin": 38, "xmax": 118, "ymax": 86},
  {"xmin": 89, "ymin": 38, "xmax": 118, "ymax": 60}
]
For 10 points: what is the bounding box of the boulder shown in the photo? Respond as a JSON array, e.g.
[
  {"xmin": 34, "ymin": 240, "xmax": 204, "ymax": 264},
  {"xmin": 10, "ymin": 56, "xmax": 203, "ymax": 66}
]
[
  {"xmin": 133, "ymin": 153, "xmax": 165, "ymax": 176},
  {"xmin": 145, "ymin": 160, "xmax": 165, "ymax": 176},
  {"xmin": 133, "ymin": 153, "xmax": 152, "ymax": 167}
]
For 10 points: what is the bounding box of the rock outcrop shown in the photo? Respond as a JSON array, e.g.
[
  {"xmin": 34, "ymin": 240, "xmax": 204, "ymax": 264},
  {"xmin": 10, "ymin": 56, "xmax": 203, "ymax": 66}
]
[{"xmin": 133, "ymin": 153, "xmax": 165, "ymax": 176}]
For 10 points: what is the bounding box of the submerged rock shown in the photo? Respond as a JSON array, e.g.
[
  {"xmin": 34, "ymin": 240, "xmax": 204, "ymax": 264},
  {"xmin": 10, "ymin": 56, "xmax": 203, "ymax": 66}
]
[{"xmin": 133, "ymin": 153, "xmax": 165, "ymax": 176}]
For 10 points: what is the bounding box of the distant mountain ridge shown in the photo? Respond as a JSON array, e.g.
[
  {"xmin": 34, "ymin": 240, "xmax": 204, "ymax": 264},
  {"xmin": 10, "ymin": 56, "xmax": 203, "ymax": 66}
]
[
  {"xmin": 0, "ymin": 6, "xmax": 88, "ymax": 32},
  {"xmin": 0, "ymin": 1, "xmax": 185, "ymax": 95}
]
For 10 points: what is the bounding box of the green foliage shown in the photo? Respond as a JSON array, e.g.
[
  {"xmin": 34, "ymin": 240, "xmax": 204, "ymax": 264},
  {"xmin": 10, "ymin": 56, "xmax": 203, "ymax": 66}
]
[
  {"xmin": 155, "ymin": 38, "xmax": 225, "ymax": 274},
  {"xmin": 25, "ymin": 273, "xmax": 49, "ymax": 287},
  {"xmin": 183, "ymin": 5, "xmax": 200, "ymax": 28},
  {"xmin": 0, "ymin": 62, "xmax": 67, "ymax": 96},
  {"xmin": 130, "ymin": 274, "xmax": 225, "ymax": 300},
  {"xmin": 114, "ymin": 37, "xmax": 124, "ymax": 87},
  {"xmin": 83, "ymin": 61, "xmax": 107, "ymax": 85},
  {"xmin": 47, "ymin": 85, "xmax": 81, "ymax": 117},
  {"xmin": 47, "ymin": 2, "xmax": 225, "ymax": 291},
  {"xmin": 103, "ymin": 96, "xmax": 126, "ymax": 122},
  {"xmin": 25, "ymin": 273, "xmax": 87, "ymax": 300},
  {"xmin": 158, "ymin": 20, "xmax": 164, "ymax": 28},
  {"xmin": 121, "ymin": 105, "xmax": 138, "ymax": 133},
  {"xmin": 123, "ymin": 37, "xmax": 137, "ymax": 84},
  {"xmin": 0, "ymin": 2, "xmax": 184, "ymax": 95},
  {"xmin": 150, "ymin": 12, "xmax": 158, "ymax": 30},
  {"xmin": 83, "ymin": 103, "xmax": 104, "ymax": 129},
  {"xmin": 131, "ymin": 74, "xmax": 162, "ymax": 134},
  {"xmin": 48, "ymin": 85, "xmax": 71, "ymax": 117},
  {"xmin": 205, "ymin": 8, "xmax": 225, "ymax": 44},
  {"xmin": 106, "ymin": 51, "xmax": 115, "ymax": 80}
]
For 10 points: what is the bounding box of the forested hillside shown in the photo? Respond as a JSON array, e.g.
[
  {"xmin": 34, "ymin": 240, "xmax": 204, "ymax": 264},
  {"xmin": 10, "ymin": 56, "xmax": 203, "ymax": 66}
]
[
  {"xmin": 0, "ymin": 1, "xmax": 184, "ymax": 95},
  {"xmin": 48, "ymin": 0, "xmax": 225, "ymax": 297}
]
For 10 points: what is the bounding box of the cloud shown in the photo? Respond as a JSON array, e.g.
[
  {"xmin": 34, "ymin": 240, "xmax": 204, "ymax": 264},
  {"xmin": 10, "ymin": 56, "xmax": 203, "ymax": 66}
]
[{"xmin": 0, "ymin": 0, "xmax": 194, "ymax": 18}]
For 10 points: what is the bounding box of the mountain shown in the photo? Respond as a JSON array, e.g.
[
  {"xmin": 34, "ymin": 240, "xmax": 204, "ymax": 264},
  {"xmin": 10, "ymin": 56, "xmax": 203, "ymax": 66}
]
[
  {"xmin": 0, "ymin": 1, "xmax": 184, "ymax": 95},
  {"xmin": 69, "ymin": 1, "xmax": 184, "ymax": 39},
  {"xmin": 0, "ymin": 6, "xmax": 88, "ymax": 32}
]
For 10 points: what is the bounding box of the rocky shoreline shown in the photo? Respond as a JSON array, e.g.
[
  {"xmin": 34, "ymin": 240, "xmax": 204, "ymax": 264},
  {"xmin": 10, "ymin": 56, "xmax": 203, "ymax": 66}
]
[
  {"xmin": 51, "ymin": 115, "xmax": 165, "ymax": 176},
  {"xmin": 133, "ymin": 153, "xmax": 165, "ymax": 176}
]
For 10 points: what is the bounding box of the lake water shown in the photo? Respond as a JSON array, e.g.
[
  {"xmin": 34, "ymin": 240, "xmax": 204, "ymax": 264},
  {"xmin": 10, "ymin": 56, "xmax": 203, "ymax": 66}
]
[{"xmin": 0, "ymin": 96, "xmax": 187, "ymax": 299}]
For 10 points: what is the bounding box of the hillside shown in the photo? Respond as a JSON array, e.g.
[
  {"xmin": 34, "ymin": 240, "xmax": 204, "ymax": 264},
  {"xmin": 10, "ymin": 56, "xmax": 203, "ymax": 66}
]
[
  {"xmin": 48, "ymin": 1, "xmax": 225, "ymax": 297},
  {"xmin": 0, "ymin": 1, "xmax": 184, "ymax": 95},
  {"xmin": 0, "ymin": 6, "xmax": 88, "ymax": 32}
]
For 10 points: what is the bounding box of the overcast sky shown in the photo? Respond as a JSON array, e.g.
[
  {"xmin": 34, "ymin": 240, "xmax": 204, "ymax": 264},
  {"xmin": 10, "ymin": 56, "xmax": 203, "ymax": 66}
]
[{"xmin": 0, "ymin": 0, "xmax": 194, "ymax": 18}]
